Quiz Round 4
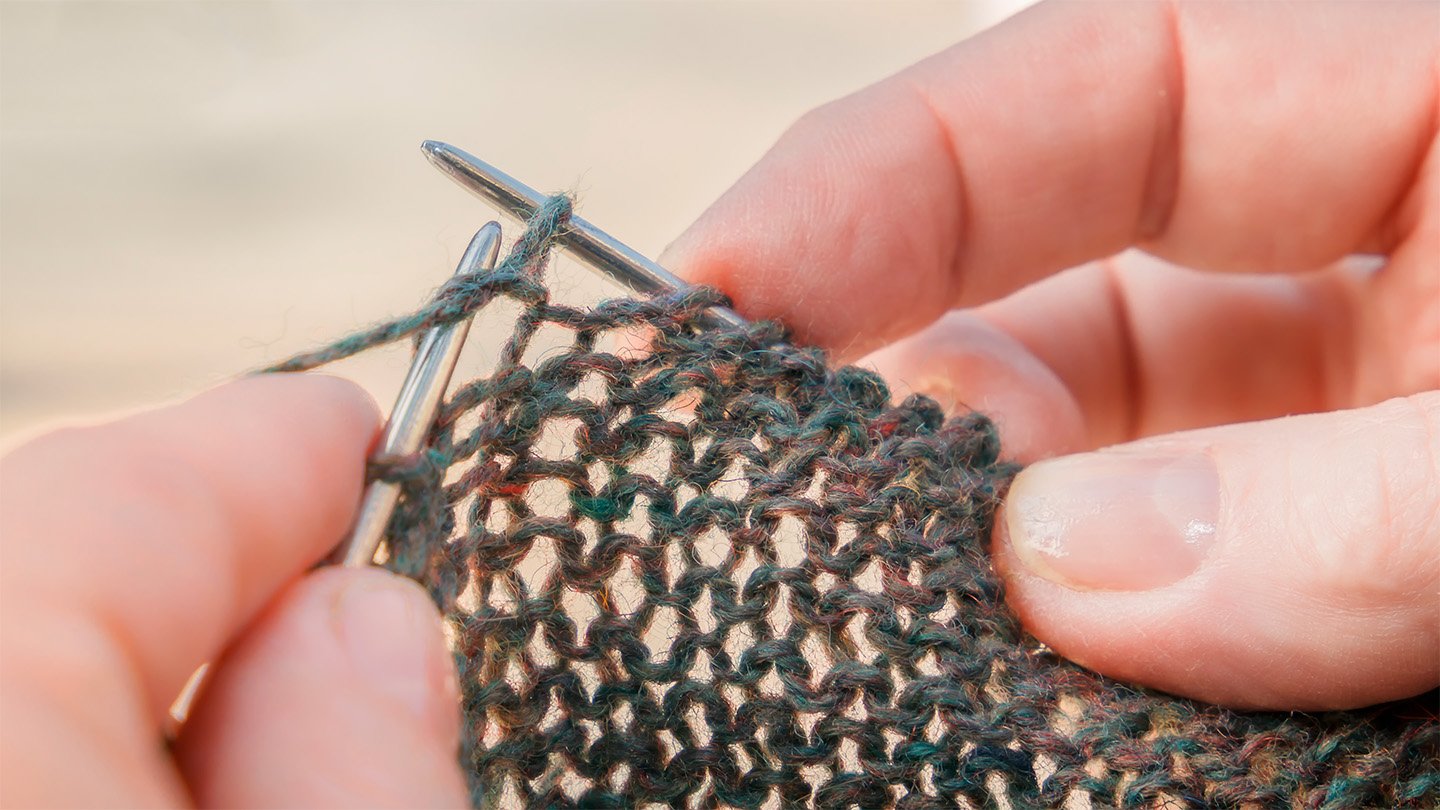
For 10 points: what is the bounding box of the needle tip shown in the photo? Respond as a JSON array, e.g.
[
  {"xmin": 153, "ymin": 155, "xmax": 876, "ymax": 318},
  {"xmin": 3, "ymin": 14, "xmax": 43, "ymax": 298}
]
[
  {"xmin": 455, "ymin": 221, "xmax": 504, "ymax": 277},
  {"xmin": 420, "ymin": 139, "xmax": 451, "ymax": 166},
  {"xmin": 419, "ymin": 141, "xmax": 537, "ymax": 226}
]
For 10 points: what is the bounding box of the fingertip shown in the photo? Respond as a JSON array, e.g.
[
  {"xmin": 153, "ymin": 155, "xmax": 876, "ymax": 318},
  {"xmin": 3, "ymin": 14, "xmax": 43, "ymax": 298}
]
[
  {"xmin": 285, "ymin": 372, "xmax": 383, "ymax": 437},
  {"xmin": 149, "ymin": 373, "xmax": 382, "ymax": 516},
  {"xmin": 216, "ymin": 372, "xmax": 383, "ymax": 450},
  {"xmin": 326, "ymin": 567, "xmax": 459, "ymax": 743},
  {"xmin": 661, "ymin": 211, "xmax": 776, "ymax": 332},
  {"xmin": 159, "ymin": 373, "xmax": 382, "ymax": 559},
  {"xmin": 177, "ymin": 566, "xmax": 466, "ymax": 808},
  {"xmin": 660, "ymin": 81, "xmax": 966, "ymax": 357},
  {"xmin": 0, "ymin": 373, "xmax": 387, "ymax": 720},
  {"xmin": 992, "ymin": 401, "xmax": 1440, "ymax": 710},
  {"xmin": 860, "ymin": 312, "xmax": 1087, "ymax": 462}
]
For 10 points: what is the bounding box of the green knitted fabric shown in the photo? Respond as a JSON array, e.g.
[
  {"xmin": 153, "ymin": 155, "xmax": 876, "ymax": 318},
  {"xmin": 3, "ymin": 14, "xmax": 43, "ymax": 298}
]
[{"xmin": 272, "ymin": 197, "xmax": 1439, "ymax": 809}]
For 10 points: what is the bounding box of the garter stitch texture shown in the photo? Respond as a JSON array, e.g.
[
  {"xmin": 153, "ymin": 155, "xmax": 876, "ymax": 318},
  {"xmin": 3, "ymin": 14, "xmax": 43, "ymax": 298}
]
[{"xmin": 271, "ymin": 197, "xmax": 1439, "ymax": 810}]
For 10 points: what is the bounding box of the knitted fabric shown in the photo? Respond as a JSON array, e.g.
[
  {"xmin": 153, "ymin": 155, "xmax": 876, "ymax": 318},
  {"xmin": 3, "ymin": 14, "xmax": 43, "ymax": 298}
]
[{"xmin": 272, "ymin": 197, "xmax": 1439, "ymax": 810}]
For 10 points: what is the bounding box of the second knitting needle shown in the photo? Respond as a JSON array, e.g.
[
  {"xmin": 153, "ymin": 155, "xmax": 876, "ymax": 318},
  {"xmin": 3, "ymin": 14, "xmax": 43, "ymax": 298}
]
[
  {"xmin": 420, "ymin": 140, "xmax": 748, "ymax": 331},
  {"xmin": 332, "ymin": 221, "xmax": 503, "ymax": 567}
]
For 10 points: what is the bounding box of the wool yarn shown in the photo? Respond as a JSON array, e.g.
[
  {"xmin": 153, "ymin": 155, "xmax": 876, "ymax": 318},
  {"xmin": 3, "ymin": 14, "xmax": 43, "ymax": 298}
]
[{"xmin": 271, "ymin": 197, "xmax": 1439, "ymax": 809}]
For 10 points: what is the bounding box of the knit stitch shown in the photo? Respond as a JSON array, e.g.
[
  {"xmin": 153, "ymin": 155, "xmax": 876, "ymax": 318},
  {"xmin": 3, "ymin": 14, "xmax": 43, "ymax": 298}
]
[{"xmin": 271, "ymin": 197, "xmax": 1439, "ymax": 810}]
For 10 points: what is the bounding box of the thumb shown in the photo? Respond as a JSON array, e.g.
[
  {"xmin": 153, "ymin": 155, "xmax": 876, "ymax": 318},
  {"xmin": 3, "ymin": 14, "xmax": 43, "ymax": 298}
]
[
  {"xmin": 174, "ymin": 567, "xmax": 468, "ymax": 808},
  {"xmin": 994, "ymin": 393, "xmax": 1440, "ymax": 710}
]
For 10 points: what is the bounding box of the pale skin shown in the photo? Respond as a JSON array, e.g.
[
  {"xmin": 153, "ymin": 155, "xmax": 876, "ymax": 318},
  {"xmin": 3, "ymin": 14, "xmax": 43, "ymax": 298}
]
[{"xmin": 1, "ymin": 1, "xmax": 1435, "ymax": 806}]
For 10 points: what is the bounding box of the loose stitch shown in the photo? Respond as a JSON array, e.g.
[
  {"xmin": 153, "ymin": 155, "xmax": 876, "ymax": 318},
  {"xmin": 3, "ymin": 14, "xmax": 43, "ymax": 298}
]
[{"xmin": 272, "ymin": 197, "xmax": 1439, "ymax": 809}]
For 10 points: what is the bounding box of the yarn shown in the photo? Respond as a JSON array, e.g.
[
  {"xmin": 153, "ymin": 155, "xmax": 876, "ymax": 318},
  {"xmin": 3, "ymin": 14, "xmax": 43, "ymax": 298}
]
[{"xmin": 271, "ymin": 197, "xmax": 1439, "ymax": 809}]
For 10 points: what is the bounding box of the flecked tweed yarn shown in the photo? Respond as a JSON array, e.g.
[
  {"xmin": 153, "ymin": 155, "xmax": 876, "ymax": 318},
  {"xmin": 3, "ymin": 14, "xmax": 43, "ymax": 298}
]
[{"xmin": 271, "ymin": 197, "xmax": 1439, "ymax": 810}]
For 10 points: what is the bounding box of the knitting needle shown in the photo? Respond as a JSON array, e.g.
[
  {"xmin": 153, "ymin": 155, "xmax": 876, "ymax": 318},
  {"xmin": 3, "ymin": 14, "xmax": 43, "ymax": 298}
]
[
  {"xmin": 420, "ymin": 140, "xmax": 749, "ymax": 331},
  {"xmin": 331, "ymin": 221, "xmax": 503, "ymax": 567}
]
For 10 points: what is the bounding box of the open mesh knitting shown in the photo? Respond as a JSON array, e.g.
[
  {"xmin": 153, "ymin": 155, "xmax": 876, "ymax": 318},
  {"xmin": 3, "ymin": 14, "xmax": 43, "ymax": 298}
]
[{"xmin": 271, "ymin": 198, "xmax": 1439, "ymax": 810}]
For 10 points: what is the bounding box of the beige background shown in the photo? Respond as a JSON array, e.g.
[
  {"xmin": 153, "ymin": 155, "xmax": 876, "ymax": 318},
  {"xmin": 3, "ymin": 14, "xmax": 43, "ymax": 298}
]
[{"xmin": 1, "ymin": 0, "xmax": 1030, "ymax": 443}]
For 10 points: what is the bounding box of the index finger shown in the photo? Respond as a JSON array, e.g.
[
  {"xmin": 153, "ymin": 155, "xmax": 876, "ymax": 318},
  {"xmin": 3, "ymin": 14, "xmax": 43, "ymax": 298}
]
[
  {"xmin": 662, "ymin": 0, "xmax": 1438, "ymax": 357},
  {"xmin": 0, "ymin": 374, "xmax": 379, "ymax": 718}
]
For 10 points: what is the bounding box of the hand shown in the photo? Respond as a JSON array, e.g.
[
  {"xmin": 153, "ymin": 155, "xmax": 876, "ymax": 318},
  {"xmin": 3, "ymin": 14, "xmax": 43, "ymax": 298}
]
[
  {"xmin": 663, "ymin": 0, "xmax": 1438, "ymax": 710},
  {"xmin": 0, "ymin": 375, "xmax": 469, "ymax": 807}
]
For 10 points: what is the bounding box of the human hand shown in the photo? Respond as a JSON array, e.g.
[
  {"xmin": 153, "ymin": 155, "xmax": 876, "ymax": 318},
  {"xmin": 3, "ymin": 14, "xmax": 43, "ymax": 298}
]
[
  {"xmin": 662, "ymin": 0, "xmax": 1439, "ymax": 710},
  {"xmin": 0, "ymin": 375, "xmax": 469, "ymax": 807}
]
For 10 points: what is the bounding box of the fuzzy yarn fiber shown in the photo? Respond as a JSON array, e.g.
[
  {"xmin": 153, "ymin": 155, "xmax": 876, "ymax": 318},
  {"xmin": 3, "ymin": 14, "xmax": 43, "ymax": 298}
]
[{"xmin": 272, "ymin": 197, "xmax": 1439, "ymax": 810}]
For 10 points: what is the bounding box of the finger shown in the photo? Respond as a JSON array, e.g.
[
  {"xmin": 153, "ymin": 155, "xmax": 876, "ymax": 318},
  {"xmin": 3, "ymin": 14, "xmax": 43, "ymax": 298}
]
[
  {"xmin": 866, "ymin": 253, "xmax": 1371, "ymax": 454},
  {"xmin": 0, "ymin": 374, "xmax": 379, "ymax": 719},
  {"xmin": 662, "ymin": 0, "xmax": 1437, "ymax": 357},
  {"xmin": 858, "ymin": 310, "xmax": 1089, "ymax": 463},
  {"xmin": 175, "ymin": 567, "xmax": 468, "ymax": 809},
  {"xmin": 993, "ymin": 392, "xmax": 1440, "ymax": 710}
]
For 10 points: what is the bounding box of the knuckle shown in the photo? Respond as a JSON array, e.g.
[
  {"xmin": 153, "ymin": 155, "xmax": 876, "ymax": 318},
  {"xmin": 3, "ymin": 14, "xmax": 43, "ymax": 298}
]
[{"xmin": 1291, "ymin": 394, "xmax": 1440, "ymax": 605}]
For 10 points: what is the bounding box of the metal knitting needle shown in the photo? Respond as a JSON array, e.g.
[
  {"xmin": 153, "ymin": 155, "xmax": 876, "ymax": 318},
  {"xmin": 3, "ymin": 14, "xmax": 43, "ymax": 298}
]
[
  {"xmin": 332, "ymin": 222, "xmax": 503, "ymax": 567},
  {"xmin": 420, "ymin": 140, "xmax": 749, "ymax": 331}
]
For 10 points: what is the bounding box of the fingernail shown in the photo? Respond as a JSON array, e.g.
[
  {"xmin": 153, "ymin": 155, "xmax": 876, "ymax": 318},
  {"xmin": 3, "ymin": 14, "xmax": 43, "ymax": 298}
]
[
  {"xmin": 334, "ymin": 572, "xmax": 459, "ymax": 739},
  {"xmin": 1003, "ymin": 449, "xmax": 1220, "ymax": 590}
]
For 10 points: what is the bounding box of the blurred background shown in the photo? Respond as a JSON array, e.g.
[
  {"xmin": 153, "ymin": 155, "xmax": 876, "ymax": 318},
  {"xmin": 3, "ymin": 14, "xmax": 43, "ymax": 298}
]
[{"xmin": 1, "ymin": 0, "xmax": 1032, "ymax": 443}]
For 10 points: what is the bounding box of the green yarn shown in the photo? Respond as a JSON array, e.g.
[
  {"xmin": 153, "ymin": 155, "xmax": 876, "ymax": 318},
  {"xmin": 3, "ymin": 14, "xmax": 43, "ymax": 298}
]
[{"xmin": 272, "ymin": 197, "xmax": 1439, "ymax": 809}]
